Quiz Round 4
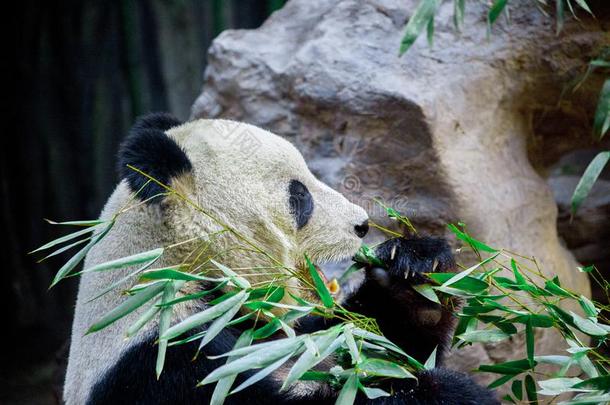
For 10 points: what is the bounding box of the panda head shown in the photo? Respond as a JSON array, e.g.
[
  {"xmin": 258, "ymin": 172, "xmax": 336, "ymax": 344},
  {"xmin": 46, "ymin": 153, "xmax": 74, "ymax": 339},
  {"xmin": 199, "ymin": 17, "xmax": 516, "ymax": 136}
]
[{"xmin": 117, "ymin": 113, "xmax": 369, "ymax": 302}]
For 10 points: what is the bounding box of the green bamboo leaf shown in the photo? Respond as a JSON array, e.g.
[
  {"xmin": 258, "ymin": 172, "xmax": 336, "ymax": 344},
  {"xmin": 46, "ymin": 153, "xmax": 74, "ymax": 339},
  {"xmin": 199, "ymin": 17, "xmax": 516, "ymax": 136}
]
[
  {"xmin": 525, "ymin": 374, "xmax": 539, "ymax": 405},
  {"xmin": 126, "ymin": 300, "xmax": 161, "ymax": 338},
  {"xmin": 578, "ymin": 295, "xmax": 599, "ymax": 318},
  {"xmin": 447, "ymin": 224, "xmax": 498, "ymax": 253},
  {"xmin": 162, "ymin": 291, "xmax": 248, "ymax": 340},
  {"xmin": 211, "ymin": 260, "xmax": 250, "ymax": 289},
  {"xmin": 569, "ymin": 311, "xmax": 608, "ymax": 336},
  {"xmin": 282, "ymin": 329, "xmax": 344, "ymax": 389},
  {"xmin": 87, "ymin": 281, "xmax": 166, "ymax": 334},
  {"xmin": 156, "ymin": 281, "xmax": 181, "ymax": 378},
  {"xmin": 538, "ymin": 377, "xmax": 583, "ymax": 395},
  {"xmin": 336, "ymin": 373, "xmax": 359, "ymax": 405},
  {"xmin": 458, "ymin": 329, "xmax": 509, "ymax": 343},
  {"xmin": 413, "ymin": 283, "xmax": 440, "ymax": 304},
  {"xmin": 544, "ymin": 279, "xmax": 574, "ymax": 298},
  {"xmin": 574, "ymin": 0, "xmax": 593, "ymax": 15},
  {"xmin": 50, "ymin": 222, "xmax": 114, "ymax": 287},
  {"xmin": 305, "ymin": 254, "xmax": 333, "ymax": 308},
  {"xmin": 440, "ymin": 253, "xmax": 499, "ymax": 290},
  {"xmin": 428, "ymin": 273, "xmax": 488, "ymax": 293},
  {"xmin": 86, "ymin": 259, "xmax": 161, "ymax": 304},
  {"xmin": 511, "ymin": 379, "xmax": 523, "ymax": 401},
  {"xmin": 198, "ymin": 293, "xmax": 248, "ymax": 350},
  {"xmin": 479, "ymin": 359, "xmax": 535, "ymax": 375},
  {"xmin": 37, "ymin": 238, "xmax": 90, "ymax": 262},
  {"xmin": 156, "ymin": 282, "xmax": 228, "ymax": 308},
  {"xmin": 344, "ymin": 326, "xmax": 360, "ymax": 366},
  {"xmin": 572, "ymin": 375, "xmax": 610, "ymax": 390},
  {"xmin": 453, "ymin": 0, "xmax": 465, "ymax": 31},
  {"xmin": 80, "ymin": 248, "xmax": 164, "ymax": 275},
  {"xmin": 31, "ymin": 222, "xmax": 103, "ymax": 254},
  {"xmin": 231, "ymin": 353, "xmax": 293, "ymax": 394},
  {"xmin": 244, "ymin": 301, "xmax": 312, "ymax": 312},
  {"xmin": 210, "ymin": 330, "xmax": 253, "ymax": 405},
  {"xmin": 140, "ymin": 266, "xmax": 209, "ymax": 282},
  {"xmin": 488, "ymin": 374, "xmax": 514, "ymax": 389},
  {"xmin": 45, "ymin": 218, "xmax": 107, "ymax": 226},
  {"xmin": 198, "ymin": 337, "xmax": 305, "ymax": 385},
  {"xmin": 534, "ymin": 355, "xmax": 572, "ymax": 367},
  {"xmin": 526, "ymin": 318, "xmax": 534, "ymax": 366},
  {"xmin": 399, "ymin": 0, "xmax": 440, "ymax": 56},
  {"xmin": 358, "ymin": 384, "xmax": 390, "ymax": 399},
  {"xmin": 488, "ymin": 0, "xmax": 508, "ymax": 27},
  {"xmin": 358, "ymin": 359, "xmax": 416, "ymax": 379},
  {"xmin": 571, "ymin": 151, "xmax": 610, "ymax": 215},
  {"xmin": 351, "ymin": 328, "xmax": 416, "ymax": 364}
]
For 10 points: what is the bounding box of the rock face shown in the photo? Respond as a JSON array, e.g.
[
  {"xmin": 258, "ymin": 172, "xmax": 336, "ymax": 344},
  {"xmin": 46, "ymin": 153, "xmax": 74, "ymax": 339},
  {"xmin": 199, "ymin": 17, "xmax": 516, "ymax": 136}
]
[{"xmin": 191, "ymin": 0, "xmax": 607, "ymax": 385}]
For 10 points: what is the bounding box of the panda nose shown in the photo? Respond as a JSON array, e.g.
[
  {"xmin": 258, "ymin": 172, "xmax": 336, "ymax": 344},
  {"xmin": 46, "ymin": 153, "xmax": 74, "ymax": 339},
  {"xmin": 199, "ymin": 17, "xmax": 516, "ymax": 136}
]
[{"xmin": 354, "ymin": 220, "xmax": 369, "ymax": 238}]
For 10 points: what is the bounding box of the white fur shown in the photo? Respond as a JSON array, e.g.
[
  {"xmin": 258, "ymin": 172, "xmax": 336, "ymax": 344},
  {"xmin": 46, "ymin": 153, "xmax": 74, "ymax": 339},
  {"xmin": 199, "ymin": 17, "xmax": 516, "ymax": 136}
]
[{"xmin": 63, "ymin": 119, "xmax": 368, "ymax": 403}]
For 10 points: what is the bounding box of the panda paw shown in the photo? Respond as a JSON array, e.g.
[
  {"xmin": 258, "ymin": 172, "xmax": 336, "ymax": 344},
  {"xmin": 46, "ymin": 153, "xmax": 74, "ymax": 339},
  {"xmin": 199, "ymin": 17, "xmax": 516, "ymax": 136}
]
[{"xmin": 370, "ymin": 236, "xmax": 455, "ymax": 285}]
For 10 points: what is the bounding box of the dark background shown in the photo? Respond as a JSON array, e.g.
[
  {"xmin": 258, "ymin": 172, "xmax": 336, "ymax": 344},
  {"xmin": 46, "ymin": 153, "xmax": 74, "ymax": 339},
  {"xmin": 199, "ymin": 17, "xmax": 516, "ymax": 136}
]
[{"xmin": 4, "ymin": 1, "xmax": 283, "ymax": 403}]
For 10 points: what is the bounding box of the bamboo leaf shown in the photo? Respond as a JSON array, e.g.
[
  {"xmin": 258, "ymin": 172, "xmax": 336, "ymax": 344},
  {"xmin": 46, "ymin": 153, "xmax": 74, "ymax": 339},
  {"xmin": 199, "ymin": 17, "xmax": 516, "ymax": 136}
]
[
  {"xmin": 336, "ymin": 373, "xmax": 359, "ymax": 405},
  {"xmin": 538, "ymin": 377, "xmax": 583, "ymax": 395},
  {"xmin": 447, "ymin": 223, "xmax": 498, "ymax": 253},
  {"xmin": 50, "ymin": 222, "xmax": 114, "ymax": 287},
  {"xmin": 31, "ymin": 222, "xmax": 103, "ymax": 254},
  {"xmin": 44, "ymin": 219, "xmax": 106, "ymax": 227},
  {"xmin": 87, "ymin": 281, "xmax": 166, "ymax": 334},
  {"xmin": 413, "ymin": 283, "xmax": 440, "ymax": 304},
  {"xmin": 156, "ymin": 281, "xmax": 181, "ymax": 378},
  {"xmin": 488, "ymin": 0, "xmax": 508, "ymax": 27},
  {"xmin": 282, "ymin": 329, "xmax": 344, "ymax": 389},
  {"xmin": 210, "ymin": 330, "xmax": 253, "ymax": 405},
  {"xmin": 211, "ymin": 260, "xmax": 251, "ymax": 289},
  {"xmin": 399, "ymin": 0, "xmax": 440, "ymax": 55},
  {"xmin": 230, "ymin": 353, "xmax": 293, "ymax": 394},
  {"xmin": 199, "ymin": 337, "xmax": 305, "ymax": 385},
  {"xmin": 79, "ymin": 248, "xmax": 164, "ymax": 275},
  {"xmin": 526, "ymin": 318, "xmax": 535, "ymax": 366},
  {"xmin": 358, "ymin": 384, "xmax": 390, "ymax": 399},
  {"xmin": 198, "ymin": 293, "xmax": 248, "ymax": 350},
  {"xmin": 571, "ymin": 151, "xmax": 610, "ymax": 215},
  {"xmin": 305, "ymin": 254, "xmax": 333, "ymax": 308},
  {"xmin": 525, "ymin": 374, "xmax": 539, "ymax": 405},
  {"xmin": 358, "ymin": 358, "xmax": 416, "ymax": 379},
  {"xmin": 573, "ymin": 375, "xmax": 610, "ymax": 390},
  {"xmin": 126, "ymin": 300, "xmax": 161, "ymax": 338},
  {"xmin": 458, "ymin": 329, "xmax": 510, "ymax": 343},
  {"xmin": 162, "ymin": 291, "xmax": 248, "ymax": 340},
  {"xmin": 424, "ymin": 346, "xmax": 437, "ymax": 370},
  {"xmin": 573, "ymin": 0, "xmax": 593, "ymax": 15}
]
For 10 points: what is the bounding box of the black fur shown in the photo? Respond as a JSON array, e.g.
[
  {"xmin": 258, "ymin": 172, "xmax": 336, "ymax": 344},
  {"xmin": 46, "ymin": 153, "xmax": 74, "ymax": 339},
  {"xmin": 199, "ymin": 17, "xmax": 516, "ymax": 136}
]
[
  {"xmin": 87, "ymin": 236, "xmax": 499, "ymax": 404},
  {"xmin": 288, "ymin": 180, "xmax": 314, "ymax": 229},
  {"xmin": 117, "ymin": 113, "xmax": 191, "ymax": 203}
]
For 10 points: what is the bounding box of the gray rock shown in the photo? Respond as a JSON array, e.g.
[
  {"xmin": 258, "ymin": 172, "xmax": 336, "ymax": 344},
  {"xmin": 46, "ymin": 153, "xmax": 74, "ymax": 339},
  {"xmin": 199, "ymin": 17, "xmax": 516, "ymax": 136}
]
[{"xmin": 191, "ymin": 0, "xmax": 607, "ymax": 389}]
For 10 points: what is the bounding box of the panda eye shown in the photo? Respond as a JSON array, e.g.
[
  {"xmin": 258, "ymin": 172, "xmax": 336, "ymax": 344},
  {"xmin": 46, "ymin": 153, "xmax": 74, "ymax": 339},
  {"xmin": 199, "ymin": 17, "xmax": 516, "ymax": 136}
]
[{"xmin": 288, "ymin": 180, "xmax": 314, "ymax": 229}]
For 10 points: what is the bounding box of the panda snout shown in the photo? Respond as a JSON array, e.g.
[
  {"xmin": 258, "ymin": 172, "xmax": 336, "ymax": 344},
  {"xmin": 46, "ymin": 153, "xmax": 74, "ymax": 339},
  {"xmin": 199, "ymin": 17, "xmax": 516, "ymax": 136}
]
[{"xmin": 354, "ymin": 220, "xmax": 369, "ymax": 238}]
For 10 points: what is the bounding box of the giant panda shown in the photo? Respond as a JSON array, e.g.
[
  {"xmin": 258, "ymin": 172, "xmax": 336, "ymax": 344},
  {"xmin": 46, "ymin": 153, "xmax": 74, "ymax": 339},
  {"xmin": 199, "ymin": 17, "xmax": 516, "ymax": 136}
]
[{"xmin": 63, "ymin": 113, "xmax": 499, "ymax": 405}]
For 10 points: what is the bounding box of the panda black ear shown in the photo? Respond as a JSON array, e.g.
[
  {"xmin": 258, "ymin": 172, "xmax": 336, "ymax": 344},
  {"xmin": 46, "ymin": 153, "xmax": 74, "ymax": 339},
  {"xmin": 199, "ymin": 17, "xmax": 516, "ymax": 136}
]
[{"xmin": 117, "ymin": 112, "xmax": 193, "ymax": 203}]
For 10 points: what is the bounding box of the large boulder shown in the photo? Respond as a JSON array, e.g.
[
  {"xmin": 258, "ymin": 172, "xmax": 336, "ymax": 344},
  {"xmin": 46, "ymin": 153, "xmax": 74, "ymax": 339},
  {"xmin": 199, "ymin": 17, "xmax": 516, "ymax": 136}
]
[{"xmin": 191, "ymin": 0, "xmax": 607, "ymax": 385}]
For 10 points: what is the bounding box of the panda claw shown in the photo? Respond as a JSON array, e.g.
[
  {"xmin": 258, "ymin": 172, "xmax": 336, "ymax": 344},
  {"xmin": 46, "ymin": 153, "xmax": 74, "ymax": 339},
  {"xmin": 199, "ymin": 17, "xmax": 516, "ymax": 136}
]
[
  {"xmin": 432, "ymin": 258, "xmax": 439, "ymax": 272},
  {"xmin": 390, "ymin": 245, "xmax": 397, "ymax": 261}
]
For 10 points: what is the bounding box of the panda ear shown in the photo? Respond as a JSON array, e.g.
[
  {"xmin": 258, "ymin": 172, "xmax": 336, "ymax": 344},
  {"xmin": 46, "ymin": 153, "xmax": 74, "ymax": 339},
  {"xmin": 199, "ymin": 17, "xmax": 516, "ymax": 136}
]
[{"xmin": 117, "ymin": 113, "xmax": 193, "ymax": 203}]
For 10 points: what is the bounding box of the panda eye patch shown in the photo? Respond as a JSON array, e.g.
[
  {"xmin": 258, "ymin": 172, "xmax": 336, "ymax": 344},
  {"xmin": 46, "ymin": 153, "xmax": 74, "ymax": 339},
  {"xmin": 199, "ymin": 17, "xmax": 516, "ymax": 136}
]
[{"xmin": 288, "ymin": 180, "xmax": 314, "ymax": 229}]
